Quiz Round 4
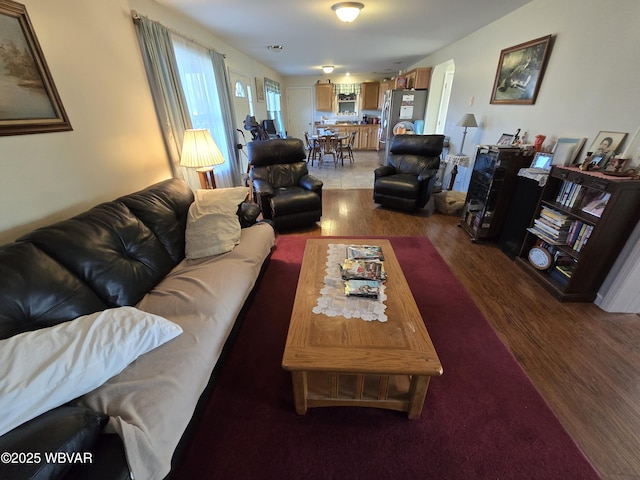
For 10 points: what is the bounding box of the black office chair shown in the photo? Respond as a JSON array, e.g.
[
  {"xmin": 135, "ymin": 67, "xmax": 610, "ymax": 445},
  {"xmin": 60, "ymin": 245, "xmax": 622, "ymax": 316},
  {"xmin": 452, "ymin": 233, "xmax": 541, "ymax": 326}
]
[
  {"xmin": 248, "ymin": 138, "xmax": 323, "ymax": 230},
  {"xmin": 373, "ymin": 134, "xmax": 444, "ymax": 211}
]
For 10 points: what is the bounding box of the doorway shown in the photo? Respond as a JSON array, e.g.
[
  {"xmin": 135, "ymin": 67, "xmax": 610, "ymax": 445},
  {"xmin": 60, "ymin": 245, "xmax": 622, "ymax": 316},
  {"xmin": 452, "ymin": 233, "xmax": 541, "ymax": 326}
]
[{"xmin": 286, "ymin": 87, "xmax": 314, "ymax": 142}]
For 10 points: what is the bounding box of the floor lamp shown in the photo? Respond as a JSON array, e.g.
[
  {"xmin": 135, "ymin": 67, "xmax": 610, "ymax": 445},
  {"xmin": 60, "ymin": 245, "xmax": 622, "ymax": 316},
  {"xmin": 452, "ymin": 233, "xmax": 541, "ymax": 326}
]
[
  {"xmin": 445, "ymin": 114, "xmax": 477, "ymax": 190},
  {"xmin": 180, "ymin": 129, "xmax": 225, "ymax": 189}
]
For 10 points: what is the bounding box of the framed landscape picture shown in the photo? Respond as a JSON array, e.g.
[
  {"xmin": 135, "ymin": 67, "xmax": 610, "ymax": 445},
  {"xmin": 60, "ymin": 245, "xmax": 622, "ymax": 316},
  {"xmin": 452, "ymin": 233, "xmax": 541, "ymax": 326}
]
[
  {"xmin": 490, "ymin": 35, "xmax": 553, "ymax": 105},
  {"xmin": 0, "ymin": 0, "xmax": 72, "ymax": 136}
]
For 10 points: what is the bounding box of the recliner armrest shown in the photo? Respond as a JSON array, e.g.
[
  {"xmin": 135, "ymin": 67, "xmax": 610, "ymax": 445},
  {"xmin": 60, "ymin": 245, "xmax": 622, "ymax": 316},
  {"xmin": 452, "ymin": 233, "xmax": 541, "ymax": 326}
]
[
  {"xmin": 299, "ymin": 174, "xmax": 323, "ymax": 193},
  {"xmin": 417, "ymin": 168, "xmax": 440, "ymax": 182},
  {"xmin": 374, "ymin": 165, "xmax": 396, "ymax": 179},
  {"xmin": 251, "ymin": 179, "xmax": 274, "ymax": 196}
]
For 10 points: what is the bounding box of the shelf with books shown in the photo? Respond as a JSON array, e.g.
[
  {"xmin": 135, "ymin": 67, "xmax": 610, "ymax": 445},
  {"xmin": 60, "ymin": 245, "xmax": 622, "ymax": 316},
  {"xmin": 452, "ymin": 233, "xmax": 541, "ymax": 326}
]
[{"xmin": 516, "ymin": 166, "xmax": 640, "ymax": 302}]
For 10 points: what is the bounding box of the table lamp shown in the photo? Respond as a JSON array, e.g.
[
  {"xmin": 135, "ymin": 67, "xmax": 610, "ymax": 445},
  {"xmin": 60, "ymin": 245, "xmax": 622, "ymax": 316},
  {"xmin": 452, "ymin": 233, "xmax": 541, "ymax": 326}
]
[
  {"xmin": 456, "ymin": 113, "xmax": 478, "ymax": 155},
  {"xmin": 180, "ymin": 129, "xmax": 225, "ymax": 189}
]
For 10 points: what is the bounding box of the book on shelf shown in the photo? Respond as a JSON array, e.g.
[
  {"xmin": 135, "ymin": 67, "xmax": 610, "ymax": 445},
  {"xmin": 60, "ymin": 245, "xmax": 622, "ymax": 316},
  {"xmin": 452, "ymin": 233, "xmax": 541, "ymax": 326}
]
[
  {"xmin": 540, "ymin": 206, "xmax": 570, "ymax": 226},
  {"xmin": 580, "ymin": 190, "xmax": 610, "ymax": 218},
  {"xmin": 555, "ymin": 181, "xmax": 587, "ymax": 208},
  {"xmin": 533, "ymin": 218, "xmax": 569, "ymax": 240}
]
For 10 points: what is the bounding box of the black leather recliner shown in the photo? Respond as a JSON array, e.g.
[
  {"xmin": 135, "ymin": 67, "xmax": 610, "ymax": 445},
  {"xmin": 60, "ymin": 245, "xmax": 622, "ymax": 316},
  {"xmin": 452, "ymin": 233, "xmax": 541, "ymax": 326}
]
[
  {"xmin": 373, "ymin": 134, "xmax": 444, "ymax": 211},
  {"xmin": 248, "ymin": 138, "xmax": 323, "ymax": 230}
]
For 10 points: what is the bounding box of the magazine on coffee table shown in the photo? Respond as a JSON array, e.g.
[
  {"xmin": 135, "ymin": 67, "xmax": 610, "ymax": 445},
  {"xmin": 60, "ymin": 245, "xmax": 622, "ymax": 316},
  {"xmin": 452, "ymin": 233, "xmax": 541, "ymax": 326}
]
[
  {"xmin": 344, "ymin": 279, "xmax": 381, "ymax": 299},
  {"xmin": 346, "ymin": 245, "xmax": 384, "ymax": 260},
  {"xmin": 339, "ymin": 259, "xmax": 386, "ymax": 281}
]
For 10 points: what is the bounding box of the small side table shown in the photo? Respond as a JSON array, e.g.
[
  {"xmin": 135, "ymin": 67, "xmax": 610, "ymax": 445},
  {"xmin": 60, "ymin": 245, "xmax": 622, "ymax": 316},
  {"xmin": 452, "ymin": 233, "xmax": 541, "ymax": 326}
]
[{"xmin": 444, "ymin": 154, "xmax": 470, "ymax": 190}]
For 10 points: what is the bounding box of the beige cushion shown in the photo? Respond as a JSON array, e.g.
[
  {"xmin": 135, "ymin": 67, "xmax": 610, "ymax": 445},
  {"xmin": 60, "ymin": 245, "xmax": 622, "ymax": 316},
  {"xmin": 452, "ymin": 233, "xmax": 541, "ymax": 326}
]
[{"xmin": 185, "ymin": 187, "xmax": 249, "ymax": 259}]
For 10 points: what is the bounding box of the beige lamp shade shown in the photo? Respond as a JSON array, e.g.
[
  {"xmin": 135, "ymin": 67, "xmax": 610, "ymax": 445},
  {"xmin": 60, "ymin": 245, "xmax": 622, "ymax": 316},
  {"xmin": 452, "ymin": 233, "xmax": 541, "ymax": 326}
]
[
  {"xmin": 456, "ymin": 113, "xmax": 478, "ymax": 128},
  {"xmin": 180, "ymin": 129, "xmax": 225, "ymax": 168}
]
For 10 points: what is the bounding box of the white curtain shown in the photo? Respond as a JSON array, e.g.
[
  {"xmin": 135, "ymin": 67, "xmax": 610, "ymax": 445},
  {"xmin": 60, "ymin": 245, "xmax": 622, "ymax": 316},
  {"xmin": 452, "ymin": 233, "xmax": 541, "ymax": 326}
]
[
  {"xmin": 133, "ymin": 13, "xmax": 242, "ymax": 188},
  {"xmin": 172, "ymin": 36, "xmax": 240, "ymax": 187},
  {"xmin": 133, "ymin": 15, "xmax": 191, "ymax": 179}
]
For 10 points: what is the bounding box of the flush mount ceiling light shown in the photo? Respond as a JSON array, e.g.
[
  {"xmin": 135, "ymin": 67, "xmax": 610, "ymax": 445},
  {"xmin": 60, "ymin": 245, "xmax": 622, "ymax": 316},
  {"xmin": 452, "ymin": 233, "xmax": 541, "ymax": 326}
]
[
  {"xmin": 322, "ymin": 65, "xmax": 334, "ymax": 74},
  {"xmin": 331, "ymin": 2, "xmax": 364, "ymax": 23}
]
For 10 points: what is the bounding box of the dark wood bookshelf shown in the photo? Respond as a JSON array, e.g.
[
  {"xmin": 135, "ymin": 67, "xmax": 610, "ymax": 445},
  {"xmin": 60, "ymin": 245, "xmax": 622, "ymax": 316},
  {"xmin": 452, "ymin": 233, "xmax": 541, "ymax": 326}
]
[{"xmin": 516, "ymin": 165, "xmax": 640, "ymax": 301}]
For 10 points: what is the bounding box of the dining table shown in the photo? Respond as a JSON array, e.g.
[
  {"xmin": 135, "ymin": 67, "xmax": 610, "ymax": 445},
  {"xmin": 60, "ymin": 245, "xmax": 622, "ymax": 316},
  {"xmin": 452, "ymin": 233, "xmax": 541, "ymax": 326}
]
[{"xmin": 309, "ymin": 132, "xmax": 349, "ymax": 167}]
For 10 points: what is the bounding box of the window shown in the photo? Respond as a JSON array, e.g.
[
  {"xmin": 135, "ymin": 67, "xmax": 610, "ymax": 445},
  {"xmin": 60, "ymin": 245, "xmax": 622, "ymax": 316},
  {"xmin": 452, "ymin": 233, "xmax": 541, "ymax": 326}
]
[
  {"xmin": 264, "ymin": 78, "xmax": 284, "ymax": 137},
  {"xmin": 235, "ymin": 81, "xmax": 245, "ymax": 98},
  {"xmin": 172, "ymin": 35, "xmax": 233, "ymax": 182}
]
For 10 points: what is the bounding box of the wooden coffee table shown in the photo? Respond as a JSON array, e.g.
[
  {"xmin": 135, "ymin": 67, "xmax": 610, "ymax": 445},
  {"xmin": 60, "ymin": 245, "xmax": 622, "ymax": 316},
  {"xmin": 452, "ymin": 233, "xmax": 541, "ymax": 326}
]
[{"xmin": 281, "ymin": 238, "xmax": 442, "ymax": 419}]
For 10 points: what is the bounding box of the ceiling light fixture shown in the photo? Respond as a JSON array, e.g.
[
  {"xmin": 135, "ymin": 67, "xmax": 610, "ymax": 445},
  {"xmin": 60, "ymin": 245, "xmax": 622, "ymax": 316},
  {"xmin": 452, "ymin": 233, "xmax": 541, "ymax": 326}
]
[
  {"xmin": 322, "ymin": 65, "xmax": 334, "ymax": 74},
  {"xmin": 331, "ymin": 2, "xmax": 364, "ymax": 23},
  {"xmin": 267, "ymin": 45, "xmax": 284, "ymax": 52}
]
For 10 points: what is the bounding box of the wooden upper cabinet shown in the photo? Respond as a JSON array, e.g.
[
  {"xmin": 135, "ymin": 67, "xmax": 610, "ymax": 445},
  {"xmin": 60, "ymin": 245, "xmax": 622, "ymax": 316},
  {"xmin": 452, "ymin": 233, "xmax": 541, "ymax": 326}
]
[
  {"xmin": 361, "ymin": 82, "xmax": 380, "ymax": 110},
  {"xmin": 378, "ymin": 81, "xmax": 391, "ymax": 108},
  {"xmin": 316, "ymin": 83, "xmax": 334, "ymax": 111},
  {"xmin": 405, "ymin": 67, "xmax": 432, "ymax": 90}
]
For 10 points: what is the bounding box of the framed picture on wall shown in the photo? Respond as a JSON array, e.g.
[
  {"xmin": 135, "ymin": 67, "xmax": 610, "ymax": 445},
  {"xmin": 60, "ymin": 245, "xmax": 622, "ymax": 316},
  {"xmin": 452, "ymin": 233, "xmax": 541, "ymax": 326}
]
[
  {"xmin": 255, "ymin": 77, "xmax": 265, "ymax": 103},
  {"xmin": 0, "ymin": 0, "xmax": 72, "ymax": 136},
  {"xmin": 490, "ymin": 35, "xmax": 553, "ymax": 105}
]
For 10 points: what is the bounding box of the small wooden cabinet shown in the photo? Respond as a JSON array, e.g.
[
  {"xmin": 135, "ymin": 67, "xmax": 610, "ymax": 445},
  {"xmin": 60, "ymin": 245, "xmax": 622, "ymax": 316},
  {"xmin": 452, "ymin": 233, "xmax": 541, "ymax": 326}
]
[
  {"xmin": 515, "ymin": 166, "xmax": 640, "ymax": 302},
  {"xmin": 361, "ymin": 82, "xmax": 380, "ymax": 110},
  {"xmin": 316, "ymin": 83, "xmax": 334, "ymax": 111},
  {"xmin": 405, "ymin": 67, "xmax": 432, "ymax": 90}
]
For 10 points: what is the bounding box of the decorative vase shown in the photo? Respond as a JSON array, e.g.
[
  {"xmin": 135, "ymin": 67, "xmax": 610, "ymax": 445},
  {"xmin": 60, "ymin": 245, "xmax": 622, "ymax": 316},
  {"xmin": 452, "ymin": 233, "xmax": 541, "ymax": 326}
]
[{"xmin": 534, "ymin": 135, "xmax": 546, "ymax": 152}]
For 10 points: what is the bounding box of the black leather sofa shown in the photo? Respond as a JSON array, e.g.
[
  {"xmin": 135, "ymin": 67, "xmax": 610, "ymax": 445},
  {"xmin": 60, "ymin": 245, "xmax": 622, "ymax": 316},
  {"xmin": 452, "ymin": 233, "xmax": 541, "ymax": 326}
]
[
  {"xmin": 0, "ymin": 178, "xmax": 273, "ymax": 480},
  {"xmin": 248, "ymin": 138, "xmax": 323, "ymax": 230},
  {"xmin": 373, "ymin": 134, "xmax": 444, "ymax": 211}
]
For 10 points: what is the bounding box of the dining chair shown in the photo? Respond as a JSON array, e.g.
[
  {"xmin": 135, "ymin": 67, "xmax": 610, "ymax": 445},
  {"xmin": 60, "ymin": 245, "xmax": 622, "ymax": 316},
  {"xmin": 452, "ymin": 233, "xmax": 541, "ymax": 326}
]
[
  {"xmin": 304, "ymin": 131, "xmax": 320, "ymax": 166},
  {"xmin": 341, "ymin": 131, "xmax": 357, "ymax": 164},
  {"xmin": 318, "ymin": 135, "xmax": 339, "ymax": 168}
]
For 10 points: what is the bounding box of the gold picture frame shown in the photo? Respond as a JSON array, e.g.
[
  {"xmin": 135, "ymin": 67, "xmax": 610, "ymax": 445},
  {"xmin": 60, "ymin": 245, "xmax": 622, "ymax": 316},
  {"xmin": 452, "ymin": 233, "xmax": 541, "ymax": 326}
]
[
  {"xmin": 490, "ymin": 35, "xmax": 553, "ymax": 105},
  {"xmin": 0, "ymin": 0, "xmax": 72, "ymax": 136}
]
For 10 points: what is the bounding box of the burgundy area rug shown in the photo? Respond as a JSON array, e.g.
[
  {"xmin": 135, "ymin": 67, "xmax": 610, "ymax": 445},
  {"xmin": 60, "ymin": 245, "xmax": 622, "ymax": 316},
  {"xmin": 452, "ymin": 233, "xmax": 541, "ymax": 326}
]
[{"xmin": 173, "ymin": 236, "xmax": 599, "ymax": 480}]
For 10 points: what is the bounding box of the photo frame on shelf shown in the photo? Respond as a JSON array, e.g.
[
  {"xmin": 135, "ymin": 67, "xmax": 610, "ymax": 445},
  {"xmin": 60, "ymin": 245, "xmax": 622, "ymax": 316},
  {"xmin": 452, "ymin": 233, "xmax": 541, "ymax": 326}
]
[
  {"xmin": 552, "ymin": 137, "xmax": 586, "ymax": 166},
  {"xmin": 490, "ymin": 35, "xmax": 553, "ymax": 105},
  {"xmin": 497, "ymin": 133, "xmax": 514, "ymax": 145},
  {"xmin": 0, "ymin": 0, "xmax": 72, "ymax": 136},
  {"xmin": 585, "ymin": 131, "xmax": 627, "ymax": 170}
]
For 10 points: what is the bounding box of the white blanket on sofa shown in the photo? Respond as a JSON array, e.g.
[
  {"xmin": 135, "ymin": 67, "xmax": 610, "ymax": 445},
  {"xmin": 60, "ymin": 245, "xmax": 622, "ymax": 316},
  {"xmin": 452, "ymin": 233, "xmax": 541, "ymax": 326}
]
[{"xmin": 75, "ymin": 223, "xmax": 275, "ymax": 480}]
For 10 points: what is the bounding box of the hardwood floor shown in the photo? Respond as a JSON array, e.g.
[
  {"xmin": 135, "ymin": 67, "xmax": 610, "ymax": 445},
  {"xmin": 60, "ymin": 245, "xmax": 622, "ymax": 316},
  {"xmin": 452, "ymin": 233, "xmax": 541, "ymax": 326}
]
[{"xmin": 281, "ymin": 187, "xmax": 640, "ymax": 480}]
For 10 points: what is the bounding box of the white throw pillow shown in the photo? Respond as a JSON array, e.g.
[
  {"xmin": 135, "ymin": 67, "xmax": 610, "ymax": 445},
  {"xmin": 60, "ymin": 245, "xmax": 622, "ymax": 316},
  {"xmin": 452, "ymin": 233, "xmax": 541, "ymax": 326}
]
[
  {"xmin": 185, "ymin": 186, "xmax": 249, "ymax": 259},
  {"xmin": 0, "ymin": 307, "xmax": 182, "ymax": 436}
]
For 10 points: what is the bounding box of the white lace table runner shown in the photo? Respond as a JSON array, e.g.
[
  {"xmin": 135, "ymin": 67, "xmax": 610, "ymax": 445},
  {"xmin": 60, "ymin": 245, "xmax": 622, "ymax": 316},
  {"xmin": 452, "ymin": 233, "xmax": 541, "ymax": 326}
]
[{"xmin": 312, "ymin": 244, "xmax": 388, "ymax": 322}]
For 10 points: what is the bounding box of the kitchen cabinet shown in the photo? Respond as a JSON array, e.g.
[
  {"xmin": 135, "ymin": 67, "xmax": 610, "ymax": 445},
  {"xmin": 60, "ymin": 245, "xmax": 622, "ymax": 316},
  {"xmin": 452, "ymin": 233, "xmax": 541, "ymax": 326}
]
[
  {"xmin": 378, "ymin": 81, "xmax": 391, "ymax": 108},
  {"xmin": 357, "ymin": 125, "xmax": 380, "ymax": 150},
  {"xmin": 405, "ymin": 67, "xmax": 432, "ymax": 90},
  {"xmin": 361, "ymin": 82, "xmax": 380, "ymax": 110},
  {"xmin": 316, "ymin": 83, "xmax": 333, "ymax": 111},
  {"xmin": 314, "ymin": 124, "xmax": 379, "ymax": 151}
]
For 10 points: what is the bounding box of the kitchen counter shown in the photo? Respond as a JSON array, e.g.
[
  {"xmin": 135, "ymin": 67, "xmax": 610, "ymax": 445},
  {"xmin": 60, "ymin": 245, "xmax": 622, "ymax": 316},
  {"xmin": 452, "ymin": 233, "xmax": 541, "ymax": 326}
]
[{"xmin": 314, "ymin": 123, "xmax": 380, "ymax": 151}]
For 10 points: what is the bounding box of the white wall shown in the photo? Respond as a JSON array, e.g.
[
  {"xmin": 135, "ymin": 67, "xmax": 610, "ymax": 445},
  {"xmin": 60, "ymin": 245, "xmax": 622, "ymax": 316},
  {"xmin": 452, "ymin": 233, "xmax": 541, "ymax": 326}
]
[
  {"xmin": 0, "ymin": 0, "xmax": 171, "ymax": 244},
  {"xmin": 409, "ymin": 0, "xmax": 640, "ymax": 312},
  {"xmin": 0, "ymin": 0, "xmax": 283, "ymax": 245}
]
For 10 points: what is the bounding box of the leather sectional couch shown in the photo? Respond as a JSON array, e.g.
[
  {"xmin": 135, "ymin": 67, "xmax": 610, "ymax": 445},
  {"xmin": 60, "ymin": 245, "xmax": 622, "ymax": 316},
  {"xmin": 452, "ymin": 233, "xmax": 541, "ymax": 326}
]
[{"xmin": 0, "ymin": 178, "xmax": 275, "ymax": 480}]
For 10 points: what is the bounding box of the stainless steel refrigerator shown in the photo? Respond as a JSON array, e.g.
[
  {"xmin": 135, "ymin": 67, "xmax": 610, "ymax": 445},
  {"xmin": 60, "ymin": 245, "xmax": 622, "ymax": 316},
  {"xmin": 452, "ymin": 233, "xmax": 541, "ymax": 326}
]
[{"xmin": 379, "ymin": 89, "xmax": 428, "ymax": 158}]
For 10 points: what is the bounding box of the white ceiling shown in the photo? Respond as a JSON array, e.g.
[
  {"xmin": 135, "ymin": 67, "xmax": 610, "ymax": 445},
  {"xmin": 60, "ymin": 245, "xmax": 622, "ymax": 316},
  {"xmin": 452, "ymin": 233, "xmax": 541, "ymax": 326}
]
[{"xmin": 157, "ymin": 0, "xmax": 532, "ymax": 78}]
